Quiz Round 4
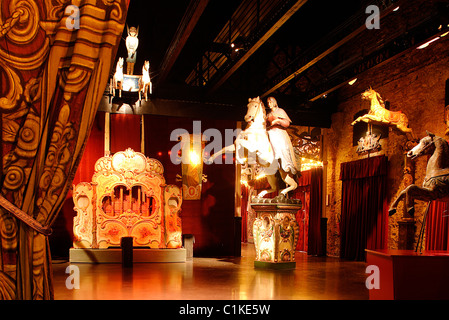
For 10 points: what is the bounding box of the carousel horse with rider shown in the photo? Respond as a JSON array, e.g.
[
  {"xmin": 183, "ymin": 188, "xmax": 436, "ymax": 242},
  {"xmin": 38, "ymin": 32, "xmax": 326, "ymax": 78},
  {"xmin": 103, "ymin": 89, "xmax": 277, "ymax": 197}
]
[{"xmin": 207, "ymin": 96, "xmax": 301, "ymax": 203}]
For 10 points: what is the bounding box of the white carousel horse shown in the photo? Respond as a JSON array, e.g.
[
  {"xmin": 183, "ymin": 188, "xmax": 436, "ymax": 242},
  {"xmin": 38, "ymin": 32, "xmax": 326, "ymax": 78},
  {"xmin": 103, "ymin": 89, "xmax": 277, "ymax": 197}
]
[
  {"xmin": 111, "ymin": 57, "xmax": 124, "ymax": 97},
  {"xmin": 207, "ymin": 97, "xmax": 298, "ymax": 199},
  {"xmin": 389, "ymin": 131, "xmax": 449, "ymax": 216},
  {"xmin": 352, "ymin": 88, "xmax": 414, "ymax": 137},
  {"xmin": 139, "ymin": 60, "xmax": 152, "ymax": 101}
]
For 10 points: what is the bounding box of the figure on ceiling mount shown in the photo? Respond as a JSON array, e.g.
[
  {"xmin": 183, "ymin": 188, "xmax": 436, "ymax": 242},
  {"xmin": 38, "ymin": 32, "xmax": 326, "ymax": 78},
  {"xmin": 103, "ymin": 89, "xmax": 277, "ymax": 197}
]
[
  {"xmin": 126, "ymin": 25, "xmax": 139, "ymax": 75},
  {"xmin": 139, "ymin": 60, "xmax": 152, "ymax": 101},
  {"xmin": 111, "ymin": 57, "xmax": 124, "ymax": 97}
]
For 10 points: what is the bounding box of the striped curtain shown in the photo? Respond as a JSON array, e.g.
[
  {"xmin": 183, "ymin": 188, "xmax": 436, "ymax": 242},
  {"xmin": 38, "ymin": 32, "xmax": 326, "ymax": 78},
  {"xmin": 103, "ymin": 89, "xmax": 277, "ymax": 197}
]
[{"xmin": 0, "ymin": 0, "xmax": 128, "ymax": 299}]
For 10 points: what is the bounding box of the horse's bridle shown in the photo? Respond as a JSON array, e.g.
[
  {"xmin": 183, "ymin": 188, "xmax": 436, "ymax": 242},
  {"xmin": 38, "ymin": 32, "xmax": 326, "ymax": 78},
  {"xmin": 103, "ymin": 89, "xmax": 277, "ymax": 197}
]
[
  {"xmin": 246, "ymin": 101, "xmax": 265, "ymax": 122},
  {"xmin": 410, "ymin": 137, "xmax": 440, "ymax": 160}
]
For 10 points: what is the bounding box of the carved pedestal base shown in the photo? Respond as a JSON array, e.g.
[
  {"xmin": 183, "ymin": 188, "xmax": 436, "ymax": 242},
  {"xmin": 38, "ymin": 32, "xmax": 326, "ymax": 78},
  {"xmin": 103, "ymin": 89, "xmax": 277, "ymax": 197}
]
[{"xmin": 251, "ymin": 202, "xmax": 301, "ymax": 270}]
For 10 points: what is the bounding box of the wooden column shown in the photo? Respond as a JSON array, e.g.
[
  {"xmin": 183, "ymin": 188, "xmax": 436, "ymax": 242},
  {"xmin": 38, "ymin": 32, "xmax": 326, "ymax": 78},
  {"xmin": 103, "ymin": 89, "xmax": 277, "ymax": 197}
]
[
  {"xmin": 398, "ymin": 153, "xmax": 415, "ymax": 250},
  {"xmin": 105, "ymin": 112, "xmax": 110, "ymax": 156}
]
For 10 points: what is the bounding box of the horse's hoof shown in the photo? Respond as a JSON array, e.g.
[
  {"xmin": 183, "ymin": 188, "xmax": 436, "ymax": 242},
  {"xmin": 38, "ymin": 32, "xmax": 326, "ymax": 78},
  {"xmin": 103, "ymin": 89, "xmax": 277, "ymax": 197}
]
[
  {"xmin": 407, "ymin": 206, "xmax": 415, "ymax": 217},
  {"xmin": 388, "ymin": 208, "xmax": 396, "ymax": 216}
]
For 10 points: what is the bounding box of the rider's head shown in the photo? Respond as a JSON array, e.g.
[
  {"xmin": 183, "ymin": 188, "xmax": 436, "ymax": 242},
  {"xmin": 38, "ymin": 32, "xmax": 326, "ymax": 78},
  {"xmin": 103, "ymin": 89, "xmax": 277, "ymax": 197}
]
[{"xmin": 267, "ymin": 97, "xmax": 277, "ymax": 109}]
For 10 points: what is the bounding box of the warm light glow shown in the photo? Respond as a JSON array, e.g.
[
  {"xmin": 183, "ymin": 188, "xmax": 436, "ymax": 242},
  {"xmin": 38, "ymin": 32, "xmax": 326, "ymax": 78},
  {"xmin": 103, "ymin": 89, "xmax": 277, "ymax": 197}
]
[
  {"xmin": 417, "ymin": 37, "xmax": 439, "ymax": 49},
  {"xmin": 189, "ymin": 150, "xmax": 201, "ymax": 165},
  {"xmin": 300, "ymin": 158, "xmax": 323, "ymax": 171},
  {"xmin": 256, "ymin": 173, "xmax": 266, "ymax": 180},
  {"xmin": 348, "ymin": 78, "xmax": 357, "ymax": 85},
  {"xmin": 393, "ymin": 6, "xmax": 399, "ymax": 11},
  {"xmin": 441, "ymin": 31, "xmax": 449, "ymax": 37}
]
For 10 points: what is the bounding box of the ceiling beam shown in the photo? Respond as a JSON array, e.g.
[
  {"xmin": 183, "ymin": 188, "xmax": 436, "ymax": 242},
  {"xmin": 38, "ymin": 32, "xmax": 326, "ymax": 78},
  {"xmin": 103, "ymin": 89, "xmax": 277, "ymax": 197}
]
[
  {"xmin": 260, "ymin": 0, "xmax": 406, "ymax": 98},
  {"xmin": 208, "ymin": 0, "xmax": 308, "ymax": 93},
  {"xmin": 308, "ymin": 17, "xmax": 449, "ymax": 101},
  {"xmin": 157, "ymin": 0, "xmax": 210, "ymax": 84}
]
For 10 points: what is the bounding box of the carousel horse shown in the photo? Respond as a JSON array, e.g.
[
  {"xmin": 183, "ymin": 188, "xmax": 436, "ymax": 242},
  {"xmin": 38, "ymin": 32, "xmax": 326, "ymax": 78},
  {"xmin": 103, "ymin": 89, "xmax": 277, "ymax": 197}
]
[
  {"xmin": 139, "ymin": 60, "xmax": 152, "ymax": 101},
  {"xmin": 111, "ymin": 57, "xmax": 124, "ymax": 97},
  {"xmin": 207, "ymin": 97, "xmax": 298, "ymax": 199},
  {"xmin": 352, "ymin": 88, "xmax": 414, "ymax": 136},
  {"xmin": 389, "ymin": 131, "xmax": 449, "ymax": 216}
]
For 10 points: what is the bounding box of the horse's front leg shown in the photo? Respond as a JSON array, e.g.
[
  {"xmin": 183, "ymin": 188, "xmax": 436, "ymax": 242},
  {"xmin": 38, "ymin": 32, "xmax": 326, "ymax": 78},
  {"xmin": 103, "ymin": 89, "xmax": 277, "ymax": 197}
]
[
  {"xmin": 206, "ymin": 144, "xmax": 235, "ymax": 164},
  {"xmin": 389, "ymin": 184, "xmax": 436, "ymax": 216},
  {"xmin": 389, "ymin": 187, "xmax": 407, "ymax": 216},
  {"xmin": 351, "ymin": 116, "xmax": 363, "ymax": 125}
]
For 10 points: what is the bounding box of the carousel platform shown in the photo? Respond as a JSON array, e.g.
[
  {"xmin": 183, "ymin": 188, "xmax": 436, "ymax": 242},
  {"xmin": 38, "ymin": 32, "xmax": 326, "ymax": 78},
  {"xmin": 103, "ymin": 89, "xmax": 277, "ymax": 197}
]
[{"xmin": 69, "ymin": 247, "xmax": 186, "ymax": 263}]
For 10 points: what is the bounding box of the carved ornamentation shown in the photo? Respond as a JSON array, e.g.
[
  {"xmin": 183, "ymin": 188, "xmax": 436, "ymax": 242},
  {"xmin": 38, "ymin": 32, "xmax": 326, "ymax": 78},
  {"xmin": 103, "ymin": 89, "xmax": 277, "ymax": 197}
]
[
  {"xmin": 252, "ymin": 203, "xmax": 300, "ymax": 266},
  {"xmin": 73, "ymin": 149, "xmax": 183, "ymax": 249}
]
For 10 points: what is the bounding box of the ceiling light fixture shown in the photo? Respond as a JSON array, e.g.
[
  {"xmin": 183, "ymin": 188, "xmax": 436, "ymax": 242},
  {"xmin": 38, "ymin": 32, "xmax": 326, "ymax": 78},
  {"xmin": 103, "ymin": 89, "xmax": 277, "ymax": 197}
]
[{"xmin": 416, "ymin": 37, "xmax": 439, "ymax": 49}]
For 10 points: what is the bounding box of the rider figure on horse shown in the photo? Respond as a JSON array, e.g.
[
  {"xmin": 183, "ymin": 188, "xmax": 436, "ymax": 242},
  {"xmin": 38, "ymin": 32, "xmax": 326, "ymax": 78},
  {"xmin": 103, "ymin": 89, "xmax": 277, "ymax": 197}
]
[
  {"xmin": 266, "ymin": 97, "xmax": 300, "ymax": 177},
  {"xmin": 266, "ymin": 97, "xmax": 300, "ymax": 197}
]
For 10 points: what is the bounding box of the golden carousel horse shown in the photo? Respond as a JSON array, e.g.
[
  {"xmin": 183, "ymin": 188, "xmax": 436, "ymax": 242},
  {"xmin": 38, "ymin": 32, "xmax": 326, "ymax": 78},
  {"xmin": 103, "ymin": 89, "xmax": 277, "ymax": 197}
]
[{"xmin": 352, "ymin": 88, "xmax": 415, "ymax": 138}]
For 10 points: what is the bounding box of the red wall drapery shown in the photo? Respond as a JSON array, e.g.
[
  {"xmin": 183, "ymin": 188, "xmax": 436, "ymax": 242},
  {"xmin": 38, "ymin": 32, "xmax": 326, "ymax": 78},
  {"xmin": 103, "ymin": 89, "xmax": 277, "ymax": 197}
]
[
  {"xmin": 340, "ymin": 155, "xmax": 388, "ymax": 261},
  {"xmin": 426, "ymin": 201, "xmax": 449, "ymax": 250},
  {"xmin": 292, "ymin": 167, "xmax": 323, "ymax": 256},
  {"xmin": 111, "ymin": 113, "xmax": 141, "ymax": 154}
]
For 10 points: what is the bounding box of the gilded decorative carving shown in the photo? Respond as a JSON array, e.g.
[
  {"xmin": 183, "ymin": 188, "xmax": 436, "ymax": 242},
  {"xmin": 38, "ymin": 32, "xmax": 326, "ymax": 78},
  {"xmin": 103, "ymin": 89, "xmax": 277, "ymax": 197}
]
[
  {"xmin": 73, "ymin": 149, "xmax": 183, "ymax": 249},
  {"xmin": 252, "ymin": 203, "xmax": 300, "ymax": 266},
  {"xmin": 0, "ymin": 0, "xmax": 128, "ymax": 299}
]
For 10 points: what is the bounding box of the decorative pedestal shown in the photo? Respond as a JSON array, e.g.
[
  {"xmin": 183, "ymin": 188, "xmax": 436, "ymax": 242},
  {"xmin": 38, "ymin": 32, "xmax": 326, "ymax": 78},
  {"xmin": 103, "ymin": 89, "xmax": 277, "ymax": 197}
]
[{"xmin": 251, "ymin": 201, "xmax": 301, "ymax": 270}]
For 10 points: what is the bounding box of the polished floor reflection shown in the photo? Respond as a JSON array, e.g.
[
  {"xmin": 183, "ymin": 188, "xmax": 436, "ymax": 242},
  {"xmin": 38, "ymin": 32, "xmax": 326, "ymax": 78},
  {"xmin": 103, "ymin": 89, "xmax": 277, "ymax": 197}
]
[{"xmin": 52, "ymin": 243, "xmax": 369, "ymax": 300}]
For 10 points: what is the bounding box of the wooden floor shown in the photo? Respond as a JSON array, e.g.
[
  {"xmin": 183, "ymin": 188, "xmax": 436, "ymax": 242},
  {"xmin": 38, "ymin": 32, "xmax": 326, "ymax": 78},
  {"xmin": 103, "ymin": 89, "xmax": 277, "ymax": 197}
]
[{"xmin": 52, "ymin": 243, "xmax": 369, "ymax": 300}]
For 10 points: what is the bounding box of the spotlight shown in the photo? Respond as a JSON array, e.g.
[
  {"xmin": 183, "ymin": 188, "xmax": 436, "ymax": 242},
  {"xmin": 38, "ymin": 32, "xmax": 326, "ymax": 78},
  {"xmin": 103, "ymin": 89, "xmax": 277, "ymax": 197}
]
[{"xmin": 416, "ymin": 37, "xmax": 439, "ymax": 49}]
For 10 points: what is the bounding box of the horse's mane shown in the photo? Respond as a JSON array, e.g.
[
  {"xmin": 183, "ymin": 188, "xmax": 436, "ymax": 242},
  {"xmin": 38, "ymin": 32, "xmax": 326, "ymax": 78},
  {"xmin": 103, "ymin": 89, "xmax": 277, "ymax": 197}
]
[{"xmin": 374, "ymin": 91, "xmax": 385, "ymax": 107}]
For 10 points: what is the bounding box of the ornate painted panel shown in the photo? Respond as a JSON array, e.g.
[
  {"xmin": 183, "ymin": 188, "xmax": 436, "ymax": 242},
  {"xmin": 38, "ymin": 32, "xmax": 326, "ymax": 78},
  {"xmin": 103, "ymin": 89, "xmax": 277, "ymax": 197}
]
[
  {"xmin": 73, "ymin": 149, "xmax": 182, "ymax": 249},
  {"xmin": 252, "ymin": 203, "xmax": 300, "ymax": 265}
]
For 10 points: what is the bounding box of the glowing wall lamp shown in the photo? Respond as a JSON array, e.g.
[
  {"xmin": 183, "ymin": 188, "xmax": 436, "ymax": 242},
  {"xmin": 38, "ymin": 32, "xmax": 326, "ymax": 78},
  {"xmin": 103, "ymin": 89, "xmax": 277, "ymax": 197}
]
[{"xmin": 177, "ymin": 133, "xmax": 207, "ymax": 200}]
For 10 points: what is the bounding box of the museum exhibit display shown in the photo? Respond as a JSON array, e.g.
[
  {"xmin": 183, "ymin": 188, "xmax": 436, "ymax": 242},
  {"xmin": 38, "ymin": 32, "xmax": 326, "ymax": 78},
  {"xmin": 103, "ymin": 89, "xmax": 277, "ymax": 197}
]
[
  {"xmin": 1, "ymin": 0, "xmax": 449, "ymax": 304},
  {"xmin": 70, "ymin": 149, "xmax": 184, "ymax": 263}
]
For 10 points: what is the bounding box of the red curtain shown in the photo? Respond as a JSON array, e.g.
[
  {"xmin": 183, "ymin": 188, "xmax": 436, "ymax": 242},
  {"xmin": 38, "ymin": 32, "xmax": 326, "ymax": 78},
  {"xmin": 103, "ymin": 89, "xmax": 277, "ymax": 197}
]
[
  {"xmin": 241, "ymin": 184, "xmax": 249, "ymax": 243},
  {"xmin": 426, "ymin": 201, "xmax": 449, "ymax": 250},
  {"xmin": 292, "ymin": 167, "xmax": 323, "ymax": 256},
  {"xmin": 293, "ymin": 189, "xmax": 308, "ymax": 251},
  {"xmin": 73, "ymin": 112, "xmax": 105, "ymax": 185},
  {"xmin": 111, "ymin": 113, "xmax": 141, "ymax": 153},
  {"xmin": 340, "ymin": 155, "xmax": 388, "ymax": 261}
]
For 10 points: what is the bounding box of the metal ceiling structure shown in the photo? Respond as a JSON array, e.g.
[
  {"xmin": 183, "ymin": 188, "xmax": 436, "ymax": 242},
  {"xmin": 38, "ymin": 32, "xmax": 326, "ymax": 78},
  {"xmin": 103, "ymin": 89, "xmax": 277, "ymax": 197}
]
[{"xmin": 100, "ymin": 0, "xmax": 449, "ymax": 128}]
